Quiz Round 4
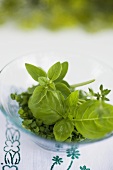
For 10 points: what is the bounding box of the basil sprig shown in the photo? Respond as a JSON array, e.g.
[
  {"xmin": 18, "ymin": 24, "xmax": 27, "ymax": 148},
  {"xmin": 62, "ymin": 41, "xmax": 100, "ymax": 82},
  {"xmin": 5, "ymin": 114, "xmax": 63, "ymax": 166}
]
[{"xmin": 11, "ymin": 61, "xmax": 112, "ymax": 142}]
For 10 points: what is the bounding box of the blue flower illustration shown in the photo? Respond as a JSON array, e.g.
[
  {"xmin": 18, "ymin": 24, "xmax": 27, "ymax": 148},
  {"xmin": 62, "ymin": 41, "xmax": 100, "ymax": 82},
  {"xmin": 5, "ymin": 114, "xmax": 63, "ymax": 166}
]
[
  {"xmin": 66, "ymin": 147, "xmax": 80, "ymax": 170},
  {"xmin": 52, "ymin": 156, "xmax": 63, "ymax": 165},
  {"xmin": 2, "ymin": 125, "xmax": 21, "ymax": 170},
  {"xmin": 80, "ymin": 165, "xmax": 90, "ymax": 170},
  {"xmin": 66, "ymin": 147, "xmax": 80, "ymax": 160},
  {"xmin": 4, "ymin": 140, "xmax": 20, "ymax": 153},
  {"xmin": 2, "ymin": 165, "xmax": 18, "ymax": 170},
  {"xmin": 50, "ymin": 156, "xmax": 63, "ymax": 170}
]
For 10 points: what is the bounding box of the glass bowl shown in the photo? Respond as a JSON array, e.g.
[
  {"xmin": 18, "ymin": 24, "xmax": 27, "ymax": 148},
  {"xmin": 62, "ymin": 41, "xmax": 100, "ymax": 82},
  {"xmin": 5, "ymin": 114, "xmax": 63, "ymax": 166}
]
[{"xmin": 0, "ymin": 52, "xmax": 113, "ymax": 152}]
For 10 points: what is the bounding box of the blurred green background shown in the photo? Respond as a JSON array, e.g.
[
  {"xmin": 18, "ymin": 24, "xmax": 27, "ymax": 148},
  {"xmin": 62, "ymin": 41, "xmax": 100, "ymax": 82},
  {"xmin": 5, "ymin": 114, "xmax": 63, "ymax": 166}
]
[{"xmin": 0, "ymin": 0, "xmax": 113, "ymax": 32}]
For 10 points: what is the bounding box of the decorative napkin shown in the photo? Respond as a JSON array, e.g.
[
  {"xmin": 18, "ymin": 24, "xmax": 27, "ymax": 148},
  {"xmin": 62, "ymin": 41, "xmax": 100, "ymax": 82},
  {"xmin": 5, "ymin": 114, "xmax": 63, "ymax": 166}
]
[{"xmin": 0, "ymin": 109, "xmax": 113, "ymax": 170}]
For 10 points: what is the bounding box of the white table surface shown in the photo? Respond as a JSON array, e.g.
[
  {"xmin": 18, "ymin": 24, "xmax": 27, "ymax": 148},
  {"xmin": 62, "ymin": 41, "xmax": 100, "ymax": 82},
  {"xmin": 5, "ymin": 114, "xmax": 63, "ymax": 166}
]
[{"xmin": 0, "ymin": 25, "xmax": 113, "ymax": 170}]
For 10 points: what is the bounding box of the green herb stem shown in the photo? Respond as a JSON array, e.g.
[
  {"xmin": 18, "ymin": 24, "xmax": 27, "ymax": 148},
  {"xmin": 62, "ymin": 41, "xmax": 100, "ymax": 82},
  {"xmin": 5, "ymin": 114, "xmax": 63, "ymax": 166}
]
[{"xmin": 70, "ymin": 79, "xmax": 95, "ymax": 89}]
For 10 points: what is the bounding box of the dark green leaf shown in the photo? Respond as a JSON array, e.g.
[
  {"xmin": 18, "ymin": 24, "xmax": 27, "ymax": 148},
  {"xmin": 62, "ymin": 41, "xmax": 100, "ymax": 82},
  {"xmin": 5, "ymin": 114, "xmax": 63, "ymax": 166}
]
[
  {"xmin": 29, "ymin": 90, "xmax": 65, "ymax": 125},
  {"xmin": 55, "ymin": 82, "xmax": 71, "ymax": 98},
  {"xmin": 79, "ymin": 90, "xmax": 87, "ymax": 100},
  {"xmin": 55, "ymin": 62, "xmax": 68, "ymax": 82},
  {"xmin": 47, "ymin": 62, "xmax": 62, "ymax": 81},
  {"xmin": 75, "ymin": 100, "xmax": 113, "ymax": 139},
  {"xmin": 89, "ymin": 88, "xmax": 94, "ymax": 95},
  {"xmin": 53, "ymin": 119, "xmax": 74, "ymax": 141},
  {"xmin": 27, "ymin": 85, "xmax": 37, "ymax": 94},
  {"xmin": 104, "ymin": 97, "xmax": 110, "ymax": 101},
  {"xmin": 60, "ymin": 80, "xmax": 70, "ymax": 88},
  {"xmin": 102, "ymin": 89, "xmax": 111, "ymax": 95},
  {"xmin": 100, "ymin": 84, "xmax": 103, "ymax": 91},
  {"xmin": 25, "ymin": 63, "xmax": 47, "ymax": 81}
]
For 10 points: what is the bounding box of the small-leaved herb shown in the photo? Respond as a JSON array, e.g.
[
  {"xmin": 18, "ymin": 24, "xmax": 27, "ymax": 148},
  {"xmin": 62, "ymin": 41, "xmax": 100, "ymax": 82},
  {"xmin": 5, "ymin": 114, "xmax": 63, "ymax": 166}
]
[{"xmin": 11, "ymin": 61, "xmax": 112, "ymax": 142}]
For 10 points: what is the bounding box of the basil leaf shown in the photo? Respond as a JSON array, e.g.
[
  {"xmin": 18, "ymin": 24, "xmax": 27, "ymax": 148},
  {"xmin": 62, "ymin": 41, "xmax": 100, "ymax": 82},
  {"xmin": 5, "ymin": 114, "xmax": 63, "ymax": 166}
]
[
  {"xmin": 65, "ymin": 90, "xmax": 79, "ymax": 107},
  {"xmin": 29, "ymin": 90, "xmax": 65, "ymax": 125},
  {"xmin": 55, "ymin": 82, "xmax": 71, "ymax": 98},
  {"xmin": 47, "ymin": 62, "xmax": 62, "ymax": 81},
  {"xmin": 25, "ymin": 63, "xmax": 47, "ymax": 81},
  {"xmin": 38, "ymin": 77, "xmax": 49, "ymax": 86},
  {"xmin": 75, "ymin": 100, "xmax": 113, "ymax": 139},
  {"xmin": 53, "ymin": 119, "xmax": 74, "ymax": 141},
  {"xmin": 28, "ymin": 86, "xmax": 47, "ymax": 108},
  {"xmin": 55, "ymin": 62, "xmax": 68, "ymax": 82},
  {"xmin": 64, "ymin": 91, "xmax": 79, "ymax": 119}
]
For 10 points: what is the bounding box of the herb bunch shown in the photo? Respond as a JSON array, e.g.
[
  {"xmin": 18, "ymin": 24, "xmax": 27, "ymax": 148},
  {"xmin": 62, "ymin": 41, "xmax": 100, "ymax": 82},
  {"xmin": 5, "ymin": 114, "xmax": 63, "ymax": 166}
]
[{"xmin": 11, "ymin": 61, "xmax": 113, "ymax": 142}]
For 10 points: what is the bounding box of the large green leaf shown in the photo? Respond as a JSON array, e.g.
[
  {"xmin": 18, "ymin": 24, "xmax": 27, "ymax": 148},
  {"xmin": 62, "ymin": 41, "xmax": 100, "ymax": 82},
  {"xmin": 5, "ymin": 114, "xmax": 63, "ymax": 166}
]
[
  {"xmin": 53, "ymin": 119, "xmax": 74, "ymax": 141},
  {"xmin": 75, "ymin": 100, "xmax": 113, "ymax": 139},
  {"xmin": 47, "ymin": 62, "xmax": 62, "ymax": 81},
  {"xmin": 25, "ymin": 63, "xmax": 47, "ymax": 81},
  {"xmin": 29, "ymin": 90, "xmax": 65, "ymax": 125}
]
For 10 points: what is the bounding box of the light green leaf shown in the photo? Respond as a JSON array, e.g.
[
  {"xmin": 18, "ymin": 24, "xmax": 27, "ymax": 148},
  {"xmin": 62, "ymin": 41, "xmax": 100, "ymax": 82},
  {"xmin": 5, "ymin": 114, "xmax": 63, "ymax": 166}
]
[
  {"xmin": 25, "ymin": 63, "xmax": 47, "ymax": 81},
  {"xmin": 49, "ymin": 82, "xmax": 56, "ymax": 90},
  {"xmin": 65, "ymin": 90, "xmax": 79, "ymax": 107},
  {"xmin": 47, "ymin": 62, "xmax": 62, "ymax": 81},
  {"xmin": 55, "ymin": 82, "xmax": 71, "ymax": 98},
  {"xmin": 65, "ymin": 90, "xmax": 79, "ymax": 119},
  {"xmin": 38, "ymin": 77, "xmax": 56, "ymax": 89},
  {"xmin": 53, "ymin": 119, "xmax": 74, "ymax": 141},
  {"xmin": 38, "ymin": 77, "xmax": 49, "ymax": 86},
  {"xmin": 55, "ymin": 62, "xmax": 68, "ymax": 82},
  {"xmin": 28, "ymin": 86, "xmax": 47, "ymax": 109},
  {"xmin": 75, "ymin": 100, "xmax": 113, "ymax": 139},
  {"xmin": 29, "ymin": 90, "xmax": 65, "ymax": 125}
]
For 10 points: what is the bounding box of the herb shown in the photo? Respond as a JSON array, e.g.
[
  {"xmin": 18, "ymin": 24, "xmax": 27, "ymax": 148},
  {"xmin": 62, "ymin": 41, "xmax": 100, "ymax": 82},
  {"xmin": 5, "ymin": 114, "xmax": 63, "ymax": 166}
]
[
  {"xmin": 47, "ymin": 62, "xmax": 62, "ymax": 81},
  {"xmin": 88, "ymin": 85, "xmax": 111, "ymax": 101},
  {"xmin": 11, "ymin": 61, "xmax": 112, "ymax": 142},
  {"xmin": 25, "ymin": 63, "xmax": 47, "ymax": 81},
  {"xmin": 74, "ymin": 100, "xmax": 113, "ymax": 139},
  {"xmin": 54, "ymin": 119, "xmax": 74, "ymax": 141}
]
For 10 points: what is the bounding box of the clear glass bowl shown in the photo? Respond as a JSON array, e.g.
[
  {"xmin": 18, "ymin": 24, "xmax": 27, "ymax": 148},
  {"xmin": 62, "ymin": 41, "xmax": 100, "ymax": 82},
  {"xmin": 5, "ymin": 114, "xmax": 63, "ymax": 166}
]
[{"xmin": 0, "ymin": 52, "xmax": 113, "ymax": 152}]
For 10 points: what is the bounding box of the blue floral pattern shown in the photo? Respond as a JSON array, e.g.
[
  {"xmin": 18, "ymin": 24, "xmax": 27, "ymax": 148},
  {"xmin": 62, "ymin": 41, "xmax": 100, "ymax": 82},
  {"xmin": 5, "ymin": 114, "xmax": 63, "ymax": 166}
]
[
  {"xmin": 2, "ymin": 123, "xmax": 21, "ymax": 170},
  {"xmin": 1, "ymin": 121, "xmax": 91, "ymax": 170},
  {"xmin": 80, "ymin": 165, "xmax": 90, "ymax": 170},
  {"xmin": 50, "ymin": 147, "xmax": 91, "ymax": 170}
]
